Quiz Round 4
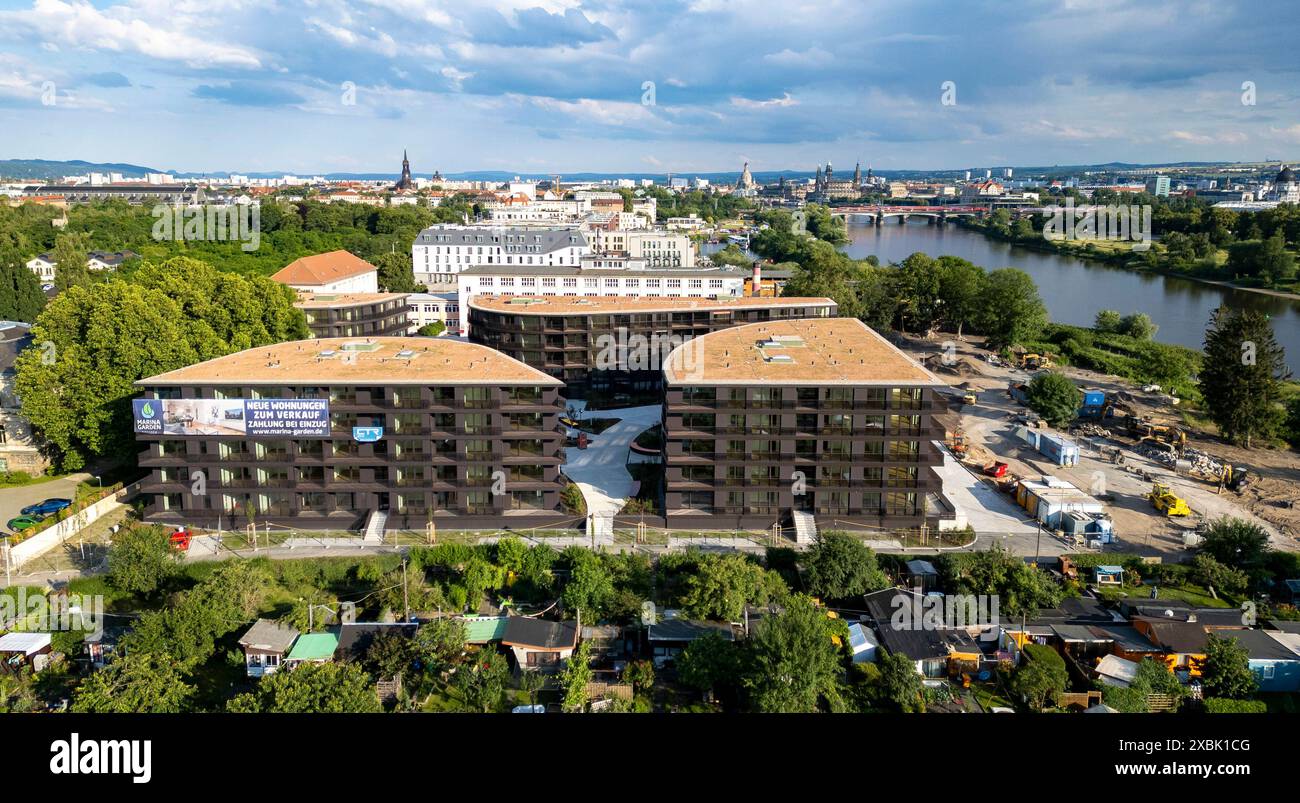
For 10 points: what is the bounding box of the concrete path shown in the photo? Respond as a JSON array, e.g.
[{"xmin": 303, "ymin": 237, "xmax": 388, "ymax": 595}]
[
  {"xmin": 930, "ymin": 441, "xmax": 1038, "ymax": 535},
  {"xmin": 560, "ymin": 402, "xmax": 662, "ymax": 532}
]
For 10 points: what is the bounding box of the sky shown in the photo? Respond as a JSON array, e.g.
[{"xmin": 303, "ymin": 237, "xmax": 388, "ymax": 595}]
[{"xmin": 1, "ymin": 0, "xmax": 1299, "ymax": 175}]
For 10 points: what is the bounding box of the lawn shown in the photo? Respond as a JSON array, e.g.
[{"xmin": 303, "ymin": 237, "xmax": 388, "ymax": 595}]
[{"xmin": 1098, "ymin": 583, "xmax": 1233, "ymax": 608}]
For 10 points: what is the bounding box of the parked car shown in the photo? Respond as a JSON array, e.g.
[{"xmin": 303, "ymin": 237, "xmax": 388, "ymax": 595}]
[
  {"xmin": 6, "ymin": 515, "xmax": 45, "ymax": 533},
  {"xmin": 511, "ymin": 704, "xmax": 545, "ymax": 713},
  {"xmin": 20, "ymin": 498, "xmax": 72, "ymax": 517}
]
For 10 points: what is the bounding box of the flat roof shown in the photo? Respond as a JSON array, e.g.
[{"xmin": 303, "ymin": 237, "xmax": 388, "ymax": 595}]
[
  {"xmin": 662, "ymin": 318, "xmax": 945, "ymax": 387},
  {"xmin": 294, "ymin": 292, "xmax": 409, "ymax": 309},
  {"xmin": 136, "ymin": 337, "xmax": 562, "ymax": 387},
  {"xmin": 458, "ymin": 264, "xmax": 745, "ymax": 278},
  {"xmin": 286, "ymin": 632, "xmax": 340, "ymax": 661},
  {"xmin": 468, "ymin": 294, "xmax": 836, "ymax": 316}
]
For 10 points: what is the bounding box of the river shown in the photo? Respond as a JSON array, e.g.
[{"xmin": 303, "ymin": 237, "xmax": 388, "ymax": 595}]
[{"xmin": 709, "ymin": 218, "xmax": 1300, "ymax": 357}]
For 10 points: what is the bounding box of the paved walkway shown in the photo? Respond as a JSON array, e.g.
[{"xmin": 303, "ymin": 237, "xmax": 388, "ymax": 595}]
[
  {"xmin": 930, "ymin": 440, "xmax": 1039, "ymax": 535},
  {"xmin": 560, "ymin": 402, "xmax": 662, "ymax": 533}
]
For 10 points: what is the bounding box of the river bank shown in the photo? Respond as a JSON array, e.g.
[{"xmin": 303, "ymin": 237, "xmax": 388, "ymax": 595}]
[{"xmin": 954, "ymin": 218, "xmax": 1300, "ymax": 302}]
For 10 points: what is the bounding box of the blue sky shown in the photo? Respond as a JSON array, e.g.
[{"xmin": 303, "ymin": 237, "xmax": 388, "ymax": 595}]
[{"xmin": 1, "ymin": 0, "xmax": 1298, "ymax": 175}]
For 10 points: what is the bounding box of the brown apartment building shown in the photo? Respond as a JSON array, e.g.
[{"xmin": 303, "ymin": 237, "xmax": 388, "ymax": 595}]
[
  {"xmin": 661, "ymin": 317, "xmax": 946, "ymax": 535},
  {"xmin": 133, "ymin": 337, "xmax": 569, "ymax": 532},
  {"xmin": 295, "ymin": 292, "xmax": 412, "ymax": 339},
  {"xmin": 467, "ymin": 295, "xmax": 837, "ymax": 398}
]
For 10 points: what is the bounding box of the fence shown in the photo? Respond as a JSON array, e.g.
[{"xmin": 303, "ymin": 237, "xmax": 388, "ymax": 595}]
[{"xmin": 4, "ymin": 480, "xmax": 142, "ymax": 571}]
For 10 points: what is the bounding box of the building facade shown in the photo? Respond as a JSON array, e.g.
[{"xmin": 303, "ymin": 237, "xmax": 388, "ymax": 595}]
[
  {"xmin": 405, "ymin": 291, "xmax": 461, "ymax": 335},
  {"xmin": 295, "ymin": 293, "xmax": 411, "ymax": 339},
  {"xmin": 271, "ymin": 250, "xmax": 380, "ymax": 294},
  {"xmin": 661, "ymin": 318, "xmax": 945, "ymax": 533},
  {"xmin": 134, "ymin": 337, "xmax": 568, "ymax": 531},
  {"xmin": 467, "ymin": 295, "xmax": 837, "ymax": 396},
  {"xmin": 412, "ymin": 225, "xmax": 589, "ymax": 287}
]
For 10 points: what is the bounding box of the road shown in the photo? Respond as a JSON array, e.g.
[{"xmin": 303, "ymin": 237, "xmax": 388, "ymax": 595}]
[{"xmin": 0, "ymin": 473, "xmax": 90, "ymax": 533}]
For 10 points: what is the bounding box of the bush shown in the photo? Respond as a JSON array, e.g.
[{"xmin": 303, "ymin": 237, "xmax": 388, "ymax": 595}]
[
  {"xmin": 560, "ymin": 483, "xmax": 586, "ymax": 516},
  {"xmin": 0, "ymin": 471, "xmax": 35, "ymax": 486},
  {"xmin": 1204, "ymin": 697, "xmax": 1267, "ymax": 714}
]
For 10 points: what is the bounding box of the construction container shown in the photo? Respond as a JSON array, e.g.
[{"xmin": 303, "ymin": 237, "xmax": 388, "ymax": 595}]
[
  {"xmin": 1016, "ymin": 476, "xmax": 1106, "ymax": 529},
  {"xmin": 1037, "ymin": 433, "xmax": 1080, "ymax": 466},
  {"xmin": 1082, "ymin": 390, "xmax": 1106, "ymax": 408}
]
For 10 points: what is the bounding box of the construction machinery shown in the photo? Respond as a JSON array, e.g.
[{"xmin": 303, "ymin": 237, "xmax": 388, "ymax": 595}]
[
  {"xmin": 1149, "ymin": 482, "xmax": 1192, "ymax": 517},
  {"xmin": 1015, "ymin": 352, "xmax": 1054, "ymax": 370},
  {"xmin": 1126, "ymin": 416, "xmax": 1187, "ymax": 453},
  {"xmin": 961, "ymin": 391, "xmax": 978, "ymax": 405}
]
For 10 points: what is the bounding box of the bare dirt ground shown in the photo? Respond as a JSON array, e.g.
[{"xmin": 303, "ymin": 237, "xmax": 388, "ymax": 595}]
[{"xmin": 896, "ymin": 332, "xmax": 1300, "ymax": 554}]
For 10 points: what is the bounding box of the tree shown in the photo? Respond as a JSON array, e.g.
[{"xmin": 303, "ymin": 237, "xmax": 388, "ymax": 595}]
[
  {"xmin": 623, "ymin": 659, "xmax": 655, "ymax": 695},
  {"xmin": 72, "ymin": 653, "xmax": 194, "ymax": 713},
  {"xmin": 675, "ymin": 631, "xmax": 740, "ymax": 697},
  {"xmin": 976, "ymin": 268, "xmax": 1047, "ymax": 349},
  {"xmin": 560, "ymin": 548, "xmax": 614, "ymax": 618},
  {"xmin": 1198, "ymin": 517, "xmax": 1270, "ymax": 571},
  {"xmin": 1201, "ymin": 634, "xmax": 1258, "ymax": 699},
  {"xmin": 938, "ymin": 548, "xmax": 1063, "ymax": 619},
  {"xmin": 743, "ymin": 596, "xmax": 844, "ymax": 713},
  {"xmin": 454, "ymin": 648, "xmax": 510, "ymax": 713},
  {"xmin": 51, "ymin": 231, "xmax": 91, "ymax": 292},
  {"xmin": 892, "ymin": 252, "xmax": 944, "ymax": 333},
  {"xmin": 936, "ymin": 256, "xmax": 986, "ymax": 338},
  {"xmin": 1011, "ymin": 643, "xmax": 1068, "ymax": 710},
  {"xmin": 417, "ymin": 321, "xmax": 445, "ymax": 337},
  {"xmin": 227, "ymin": 662, "xmax": 381, "ymax": 713},
  {"xmin": 560, "ymin": 640, "xmax": 594, "ymax": 712},
  {"xmin": 1198, "ymin": 306, "xmax": 1290, "ymax": 448},
  {"xmin": 1094, "ymin": 309, "xmax": 1122, "ymax": 333},
  {"xmin": 411, "ymin": 618, "xmax": 467, "ymax": 678},
  {"xmin": 680, "ymin": 553, "xmax": 785, "ymax": 621},
  {"xmin": 1025, "ymin": 371, "xmax": 1082, "ymax": 427},
  {"xmin": 364, "ymin": 630, "xmax": 414, "ymax": 678},
  {"xmin": 874, "ymin": 650, "xmax": 925, "ymax": 713},
  {"xmin": 1118, "ymin": 312, "xmax": 1158, "ymax": 340},
  {"xmin": 107, "ymin": 526, "xmax": 181, "ymax": 596},
  {"xmin": 0, "ymin": 258, "xmax": 45, "ymax": 322},
  {"xmin": 803, "ymin": 532, "xmax": 889, "ymax": 599},
  {"xmin": 1191, "ymin": 553, "xmax": 1248, "ymax": 597},
  {"xmin": 374, "ymin": 251, "xmax": 419, "ymax": 293},
  {"xmin": 1104, "ymin": 658, "xmax": 1188, "ymax": 713},
  {"xmin": 519, "ymin": 667, "xmax": 546, "ymax": 709}
]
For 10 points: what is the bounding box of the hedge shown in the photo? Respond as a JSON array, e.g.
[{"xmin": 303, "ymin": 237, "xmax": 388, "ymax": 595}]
[{"xmin": 1204, "ymin": 698, "xmax": 1267, "ymax": 714}]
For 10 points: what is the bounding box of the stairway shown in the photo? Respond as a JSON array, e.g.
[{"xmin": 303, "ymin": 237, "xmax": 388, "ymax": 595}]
[
  {"xmin": 362, "ymin": 509, "xmax": 388, "ymax": 544},
  {"xmin": 791, "ymin": 509, "xmax": 818, "ymax": 546}
]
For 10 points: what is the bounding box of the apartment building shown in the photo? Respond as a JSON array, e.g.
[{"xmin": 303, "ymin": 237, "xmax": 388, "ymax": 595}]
[
  {"xmin": 411, "ymin": 225, "xmax": 589, "ymax": 287},
  {"xmin": 133, "ymin": 337, "xmax": 568, "ymax": 531},
  {"xmin": 294, "ymin": 293, "xmax": 411, "ymax": 339},
  {"xmin": 467, "ymin": 295, "xmax": 837, "ymax": 396},
  {"xmin": 405, "ymin": 291, "xmax": 461, "ymax": 335},
  {"xmin": 586, "ymin": 230, "xmax": 696, "ymax": 267},
  {"xmin": 661, "ymin": 318, "xmax": 945, "ymax": 533}
]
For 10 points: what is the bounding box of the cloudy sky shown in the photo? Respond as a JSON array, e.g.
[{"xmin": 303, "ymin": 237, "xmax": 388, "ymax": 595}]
[{"xmin": 1, "ymin": 0, "xmax": 1298, "ymax": 175}]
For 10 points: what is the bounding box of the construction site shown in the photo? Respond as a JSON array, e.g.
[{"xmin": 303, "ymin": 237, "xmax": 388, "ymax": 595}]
[{"xmin": 906, "ymin": 335, "xmax": 1299, "ymax": 559}]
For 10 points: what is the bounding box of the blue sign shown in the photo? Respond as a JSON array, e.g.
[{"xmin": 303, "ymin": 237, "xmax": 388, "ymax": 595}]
[
  {"xmin": 352, "ymin": 426, "xmax": 384, "ymax": 443},
  {"xmin": 132, "ymin": 397, "xmax": 330, "ymax": 437}
]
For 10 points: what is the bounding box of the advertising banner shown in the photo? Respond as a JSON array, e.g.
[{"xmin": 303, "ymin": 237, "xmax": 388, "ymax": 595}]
[{"xmin": 133, "ymin": 398, "xmax": 330, "ymax": 437}]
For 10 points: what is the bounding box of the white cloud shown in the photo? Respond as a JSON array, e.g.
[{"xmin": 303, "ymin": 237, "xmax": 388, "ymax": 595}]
[{"xmin": 730, "ymin": 93, "xmax": 798, "ymax": 109}]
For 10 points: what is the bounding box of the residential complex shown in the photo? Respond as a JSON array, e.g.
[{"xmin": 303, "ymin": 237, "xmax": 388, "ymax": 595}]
[
  {"xmin": 412, "ymin": 225, "xmax": 589, "ymax": 287},
  {"xmin": 661, "ymin": 318, "xmax": 946, "ymax": 534},
  {"xmin": 294, "ymin": 293, "xmax": 411, "ymax": 339},
  {"xmin": 466, "ymin": 294, "xmax": 837, "ymax": 396},
  {"xmin": 133, "ymin": 337, "xmax": 568, "ymax": 531}
]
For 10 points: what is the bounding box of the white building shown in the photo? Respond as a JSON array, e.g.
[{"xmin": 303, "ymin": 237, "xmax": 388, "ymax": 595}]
[
  {"xmin": 269, "ymin": 250, "xmax": 380, "ymax": 294},
  {"xmin": 411, "ymin": 225, "xmax": 589, "ymax": 288},
  {"xmin": 25, "ymin": 250, "xmax": 138, "ymax": 282},
  {"xmin": 406, "ymin": 291, "xmax": 461, "ymax": 336},
  {"xmin": 455, "ymin": 263, "xmax": 747, "ymax": 333},
  {"xmin": 485, "ymin": 199, "xmax": 591, "ymax": 223},
  {"xmin": 587, "ymin": 230, "xmax": 695, "ymax": 267}
]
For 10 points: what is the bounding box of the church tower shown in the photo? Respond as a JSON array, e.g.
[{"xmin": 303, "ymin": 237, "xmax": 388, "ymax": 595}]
[{"xmin": 394, "ymin": 149, "xmax": 415, "ymax": 190}]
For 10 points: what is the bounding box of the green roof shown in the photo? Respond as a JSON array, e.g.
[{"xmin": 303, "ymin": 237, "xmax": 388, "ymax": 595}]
[
  {"xmin": 462, "ymin": 616, "xmax": 509, "ymax": 643},
  {"xmin": 287, "ymin": 632, "xmax": 339, "ymax": 662}
]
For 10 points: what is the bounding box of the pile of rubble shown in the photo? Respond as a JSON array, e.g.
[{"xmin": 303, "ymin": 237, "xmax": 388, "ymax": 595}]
[
  {"xmin": 1184, "ymin": 448, "xmax": 1226, "ymax": 478},
  {"xmin": 1137, "ymin": 442, "xmax": 1177, "ymax": 465}
]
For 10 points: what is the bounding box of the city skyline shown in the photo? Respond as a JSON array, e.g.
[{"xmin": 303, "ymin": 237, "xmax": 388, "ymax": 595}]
[{"xmin": 2, "ymin": 0, "xmax": 1299, "ymax": 174}]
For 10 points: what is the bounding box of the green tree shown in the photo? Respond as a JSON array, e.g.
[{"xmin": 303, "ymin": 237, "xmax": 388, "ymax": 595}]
[
  {"xmin": 560, "ymin": 548, "xmax": 615, "ymax": 618},
  {"xmin": 976, "ymin": 268, "xmax": 1047, "ymax": 349},
  {"xmin": 72, "ymin": 652, "xmax": 194, "ymax": 713},
  {"xmin": 107, "ymin": 525, "xmax": 181, "ymax": 596},
  {"xmin": 874, "ymin": 650, "xmax": 925, "ymax": 713},
  {"xmin": 1198, "ymin": 306, "xmax": 1290, "ymax": 448},
  {"xmin": 0, "ymin": 258, "xmax": 46, "ymax": 322},
  {"xmin": 675, "ymin": 631, "xmax": 741, "ymax": 696},
  {"xmin": 560, "ymin": 640, "xmax": 594, "ymax": 712},
  {"xmin": 743, "ymin": 596, "xmax": 844, "ymax": 713},
  {"xmin": 1011, "ymin": 643, "xmax": 1068, "ymax": 710},
  {"xmin": 1201, "ymin": 633, "xmax": 1258, "ymax": 699},
  {"xmin": 680, "ymin": 553, "xmax": 785, "ymax": 621},
  {"xmin": 1025, "ymin": 371, "xmax": 1082, "ymax": 427},
  {"xmin": 803, "ymin": 531, "xmax": 889, "ymax": 599},
  {"xmin": 623, "ymin": 659, "xmax": 655, "ymax": 695},
  {"xmin": 1191, "ymin": 553, "xmax": 1248, "ymax": 597},
  {"xmin": 936, "ymin": 256, "xmax": 986, "ymax": 338},
  {"xmin": 1198, "ymin": 517, "xmax": 1270, "ymax": 571},
  {"xmin": 454, "ymin": 648, "xmax": 510, "ymax": 713},
  {"xmin": 227, "ymin": 662, "xmax": 381, "ymax": 713},
  {"xmin": 519, "ymin": 667, "xmax": 546, "ymax": 709},
  {"xmin": 411, "ymin": 618, "xmax": 467, "ymax": 678},
  {"xmin": 417, "ymin": 321, "xmax": 445, "ymax": 337},
  {"xmin": 51, "ymin": 231, "xmax": 91, "ymax": 292},
  {"xmin": 1094, "ymin": 309, "xmax": 1122, "ymax": 333},
  {"xmin": 1119, "ymin": 312, "xmax": 1158, "ymax": 340},
  {"xmin": 374, "ymin": 251, "xmax": 419, "ymax": 292}
]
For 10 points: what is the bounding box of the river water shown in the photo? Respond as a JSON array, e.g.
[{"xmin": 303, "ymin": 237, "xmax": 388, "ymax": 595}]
[{"xmin": 710, "ymin": 218, "xmax": 1300, "ymax": 357}]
